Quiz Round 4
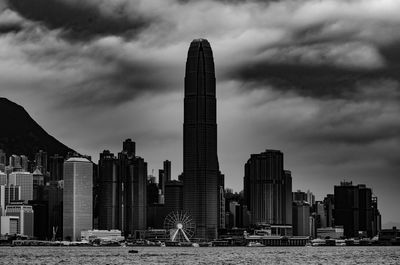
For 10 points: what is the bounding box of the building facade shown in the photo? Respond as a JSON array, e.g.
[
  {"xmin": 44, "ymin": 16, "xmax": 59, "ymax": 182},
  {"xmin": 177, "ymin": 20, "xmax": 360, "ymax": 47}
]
[
  {"xmin": 63, "ymin": 157, "xmax": 93, "ymax": 241},
  {"xmin": 182, "ymin": 39, "xmax": 219, "ymax": 240},
  {"xmin": 244, "ymin": 149, "xmax": 292, "ymax": 227},
  {"xmin": 8, "ymin": 171, "xmax": 33, "ymax": 203},
  {"xmin": 5, "ymin": 203, "xmax": 34, "ymax": 237}
]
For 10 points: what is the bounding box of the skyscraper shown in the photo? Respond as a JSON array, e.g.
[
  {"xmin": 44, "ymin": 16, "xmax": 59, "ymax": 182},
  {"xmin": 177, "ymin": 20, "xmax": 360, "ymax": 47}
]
[
  {"xmin": 183, "ymin": 39, "xmax": 219, "ymax": 240},
  {"xmin": 63, "ymin": 157, "xmax": 93, "ymax": 241},
  {"xmin": 163, "ymin": 160, "xmax": 171, "ymax": 182},
  {"xmin": 244, "ymin": 149, "xmax": 292, "ymax": 227},
  {"xmin": 97, "ymin": 150, "xmax": 119, "ymax": 230},
  {"xmin": 334, "ymin": 181, "xmax": 359, "ymax": 238},
  {"xmin": 35, "ymin": 150, "xmax": 47, "ymax": 174},
  {"xmin": 49, "ymin": 154, "xmax": 64, "ymax": 181},
  {"xmin": 117, "ymin": 140, "xmax": 147, "ymax": 237}
]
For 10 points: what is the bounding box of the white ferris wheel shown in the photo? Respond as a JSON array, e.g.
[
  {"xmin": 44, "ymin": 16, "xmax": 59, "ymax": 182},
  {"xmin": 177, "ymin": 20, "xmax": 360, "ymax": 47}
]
[{"xmin": 163, "ymin": 211, "xmax": 195, "ymax": 242}]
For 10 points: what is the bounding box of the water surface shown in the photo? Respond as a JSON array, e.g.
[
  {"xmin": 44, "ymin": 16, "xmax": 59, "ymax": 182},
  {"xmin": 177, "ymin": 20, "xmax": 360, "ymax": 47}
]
[{"xmin": 0, "ymin": 246, "xmax": 399, "ymax": 264}]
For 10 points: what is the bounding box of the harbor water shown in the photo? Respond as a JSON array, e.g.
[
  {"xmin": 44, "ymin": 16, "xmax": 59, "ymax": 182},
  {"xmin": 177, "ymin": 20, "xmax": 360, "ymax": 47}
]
[{"xmin": 0, "ymin": 246, "xmax": 399, "ymax": 264}]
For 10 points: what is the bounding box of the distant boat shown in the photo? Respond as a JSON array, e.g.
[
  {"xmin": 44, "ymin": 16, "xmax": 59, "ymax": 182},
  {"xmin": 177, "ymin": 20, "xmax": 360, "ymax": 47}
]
[
  {"xmin": 128, "ymin": 250, "xmax": 139, "ymax": 254},
  {"xmin": 247, "ymin": 241, "xmax": 265, "ymax": 247}
]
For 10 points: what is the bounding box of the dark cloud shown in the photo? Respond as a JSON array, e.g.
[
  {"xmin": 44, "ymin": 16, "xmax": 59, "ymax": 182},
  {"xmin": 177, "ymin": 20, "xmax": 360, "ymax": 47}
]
[
  {"xmin": 7, "ymin": 0, "xmax": 153, "ymax": 41},
  {"xmin": 1, "ymin": 0, "xmax": 400, "ymax": 224}
]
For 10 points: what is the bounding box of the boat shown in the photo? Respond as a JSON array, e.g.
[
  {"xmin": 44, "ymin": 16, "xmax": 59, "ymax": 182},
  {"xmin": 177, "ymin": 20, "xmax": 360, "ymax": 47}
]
[
  {"xmin": 128, "ymin": 250, "xmax": 139, "ymax": 254},
  {"xmin": 311, "ymin": 239, "xmax": 326, "ymax": 246},
  {"xmin": 247, "ymin": 241, "xmax": 265, "ymax": 247}
]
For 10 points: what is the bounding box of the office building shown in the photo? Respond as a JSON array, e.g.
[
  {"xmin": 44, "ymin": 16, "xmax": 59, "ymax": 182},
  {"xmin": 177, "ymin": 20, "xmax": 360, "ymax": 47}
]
[
  {"xmin": 117, "ymin": 140, "xmax": 147, "ymax": 237},
  {"xmin": 244, "ymin": 149, "xmax": 292, "ymax": 227},
  {"xmin": 0, "ymin": 216, "xmax": 19, "ymax": 235},
  {"xmin": 63, "ymin": 157, "xmax": 93, "ymax": 241},
  {"xmin": 292, "ymin": 201, "xmax": 310, "ymax": 236},
  {"xmin": 5, "ymin": 202, "xmax": 34, "ymax": 237},
  {"xmin": 323, "ymin": 194, "xmax": 335, "ymax": 228},
  {"xmin": 0, "ymin": 184, "xmax": 21, "ymax": 215},
  {"xmin": 316, "ymin": 201, "xmax": 327, "ymax": 228},
  {"xmin": 0, "ymin": 150, "xmax": 6, "ymax": 172},
  {"xmin": 158, "ymin": 169, "xmax": 165, "ymax": 195},
  {"xmin": 9, "ymin": 155, "xmax": 21, "ymax": 170},
  {"xmin": 44, "ymin": 180, "xmax": 63, "ymax": 240},
  {"xmin": 8, "ymin": 171, "xmax": 33, "ymax": 203},
  {"xmin": 183, "ymin": 39, "xmax": 220, "ymax": 240},
  {"xmin": 20, "ymin": 155, "xmax": 29, "ymax": 172},
  {"xmin": 49, "ymin": 154, "xmax": 64, "ymax": 181},
  {"xmin": 32, "ymin": 168, "xmax": 45, "ymax": 201},
  {"xmin": 163, "ymin": 160, "xmax": 171, "ymax": 182},
  {"xmin": 35, "ymin": 150, "xmax": 47, "ymax": 174},
  {"xmin": 0, "ymin": 171, "xmax": 6, "ymax": 185},
  {"xmin": 334, "ymin": 181, "xmax": 359, "ymax": 238},
  {"xmin": 164, "ymin": 180, "xmax": 183, "ymax": 214},
  {"xmin": 98, "ymin": 150, "xmax": 119, "ymax": 230}
]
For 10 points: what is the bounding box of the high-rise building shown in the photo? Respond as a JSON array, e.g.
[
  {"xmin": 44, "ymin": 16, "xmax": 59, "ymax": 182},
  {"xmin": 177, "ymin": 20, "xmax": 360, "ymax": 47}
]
[
  {"xmin": 20, "ymin": 155, "xmax": 29, "ymax": 172},
  {"xmin": 323, "ymin": 194, "xmax": 335, "ymax": 227},
  {"xmin": 334, "ymin": 181, "xmax": 359, "ymax": 238},
  {"xmin": 0, "ymin": 184, "xmax": 21, "ymax": 215},
  {"xmin": 158, "ymin": 169, "xmax": 165, "ymax": 195},
  {"xmin": 183, "ymin": 38, "xmax": 219, "ymax": 240},
  {"xmin": 44, "ymin": 180, "xmax": 63, "ymax": 240},
  {"xmin": 292, "ymin": 201, "xmax": 310, "ymax": 236},
  {"xmin": 8, "ymin": 171, "xmax": 33, "ymax": 203},
  {"xmin": 117, "ymin": 140, "xmax": 147, "ymax": 237},
  {"xmin": 63, "ymin": 157, "xmax": 93, "ymax": 241},
  {"xmin": 122, "ymin": 139, "xmax": 135, "ymax": 158},
  {"xmin": 358, "ymin": 184, "xmax": 373, "ymax": 237},
  {"xmin": 164, "ymin": 180, "xmax": 183, "ymax": 214},
  {"xmin": 293, "ymin": 190, "xmax": 307, "ymax": 203},
  {"xmin": 9, "ymin": 155, "xmax": 21, "ymax": 170},
  {"xmin": 35, "ymin": 150, "xmax": 47, "ymax": 174},
  {"xmin": 244, "ymin": 149, "xmax": 292, "ymax": 227},
  {"xmin": 5, "ymin": 202, "xmax": 34, "ymax": 237},
  {"xmin": 97, "ymin": 150, "xmax": 119, "ymax": 230},
  {"xmin": 371, "ymin": 196, "xmax": 381, "ymax": 237},
  {"xmin": 315, "ymin": 201, "xmax": 327, "ymax": 228},
  {"xmin": 32, "ymin": 168, "xmax": 45, "ymax": 201},
  {"xmin": 49, "ymin": 154, "xmax": 64, "ymax": 181},
  {"xmin": 163, "ymin": 160, "xmax": 171, "ymax": 182},
  {"xmin": 0, "ymin": 150, "xmax": 6, "ymax": 171},
  {"xmin": 0, "ymin": 171, "xmax": 6, "ymax": 185}
]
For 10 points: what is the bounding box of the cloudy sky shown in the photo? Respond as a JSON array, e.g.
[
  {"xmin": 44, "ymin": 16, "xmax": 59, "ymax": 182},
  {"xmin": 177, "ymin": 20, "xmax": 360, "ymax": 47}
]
[{"xmin": 1, "ymin": 0, "xmax": 400, "ymax": 226}]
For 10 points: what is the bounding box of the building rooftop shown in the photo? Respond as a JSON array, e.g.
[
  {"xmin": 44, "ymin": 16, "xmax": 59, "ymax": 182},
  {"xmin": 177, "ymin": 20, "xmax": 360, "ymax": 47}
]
[{"xmin": 65, "ymin": 157, "xmax": 91, "ymax": 163}]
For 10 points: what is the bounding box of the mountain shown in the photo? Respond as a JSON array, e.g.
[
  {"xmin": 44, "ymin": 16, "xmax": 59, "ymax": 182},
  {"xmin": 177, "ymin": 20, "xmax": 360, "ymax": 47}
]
[{"xmin": 0, "ymin": 97, "xmax": 75, "ymax": 159}]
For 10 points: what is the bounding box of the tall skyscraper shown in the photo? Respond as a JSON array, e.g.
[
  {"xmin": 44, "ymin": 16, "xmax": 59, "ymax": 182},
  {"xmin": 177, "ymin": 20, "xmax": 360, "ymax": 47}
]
[
  {"xmin": 49, "ymin": 154, "xmax": 64, "ymax": 181},
  {"xmin": 163, "ymin": 160, "xmax": 171, "ymax": 182},
  {"xmin": 117, "ymin": 140, "xmax": 147, "ymax": 237},
  {"xmin": 63, "ymin": 157, "xmax": 93, "ymax": 241},
  {"xmin": 183, "ymin": 39, "xmax": 219, "ymax": 240},
  {"xmin": 244, "ymin": 149, "xmax": 292, "ymax": 227},
  {"xmin": 334, "ymin": 181, "xmax": 359, "ymax": 238},
  {"xmin": 292, "ymin": 201, "xmax": 310, "ymax": 236},
  {"xmin": 97, "ymin": 150, "xmax": 119, "ymax": 230}
]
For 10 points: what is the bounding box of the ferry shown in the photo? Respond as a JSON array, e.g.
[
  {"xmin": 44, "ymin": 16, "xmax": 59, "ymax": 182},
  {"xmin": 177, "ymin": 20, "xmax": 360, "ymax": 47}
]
[{"xmin": 247, "ymin": 241, "xmax": 265, "ymax": 247}]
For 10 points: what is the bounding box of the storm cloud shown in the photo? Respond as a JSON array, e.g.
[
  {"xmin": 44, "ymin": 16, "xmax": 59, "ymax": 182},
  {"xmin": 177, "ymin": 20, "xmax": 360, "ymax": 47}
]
[{"xmin": 1, "ymin": 0, "xmax": 399, "ymax": 225}]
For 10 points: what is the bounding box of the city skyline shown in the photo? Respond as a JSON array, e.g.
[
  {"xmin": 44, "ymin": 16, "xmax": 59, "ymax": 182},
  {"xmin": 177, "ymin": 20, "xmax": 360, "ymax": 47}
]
[{"xmin": 1, "ymin": 0, "xmax": 400, "ymax": 227}]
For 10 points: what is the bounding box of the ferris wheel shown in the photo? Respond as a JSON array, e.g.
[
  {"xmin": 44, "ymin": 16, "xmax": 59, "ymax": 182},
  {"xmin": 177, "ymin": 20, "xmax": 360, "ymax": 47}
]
[{"xmin": 163, "ymin": 211, "xmax": 195, "ymax": 242}]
